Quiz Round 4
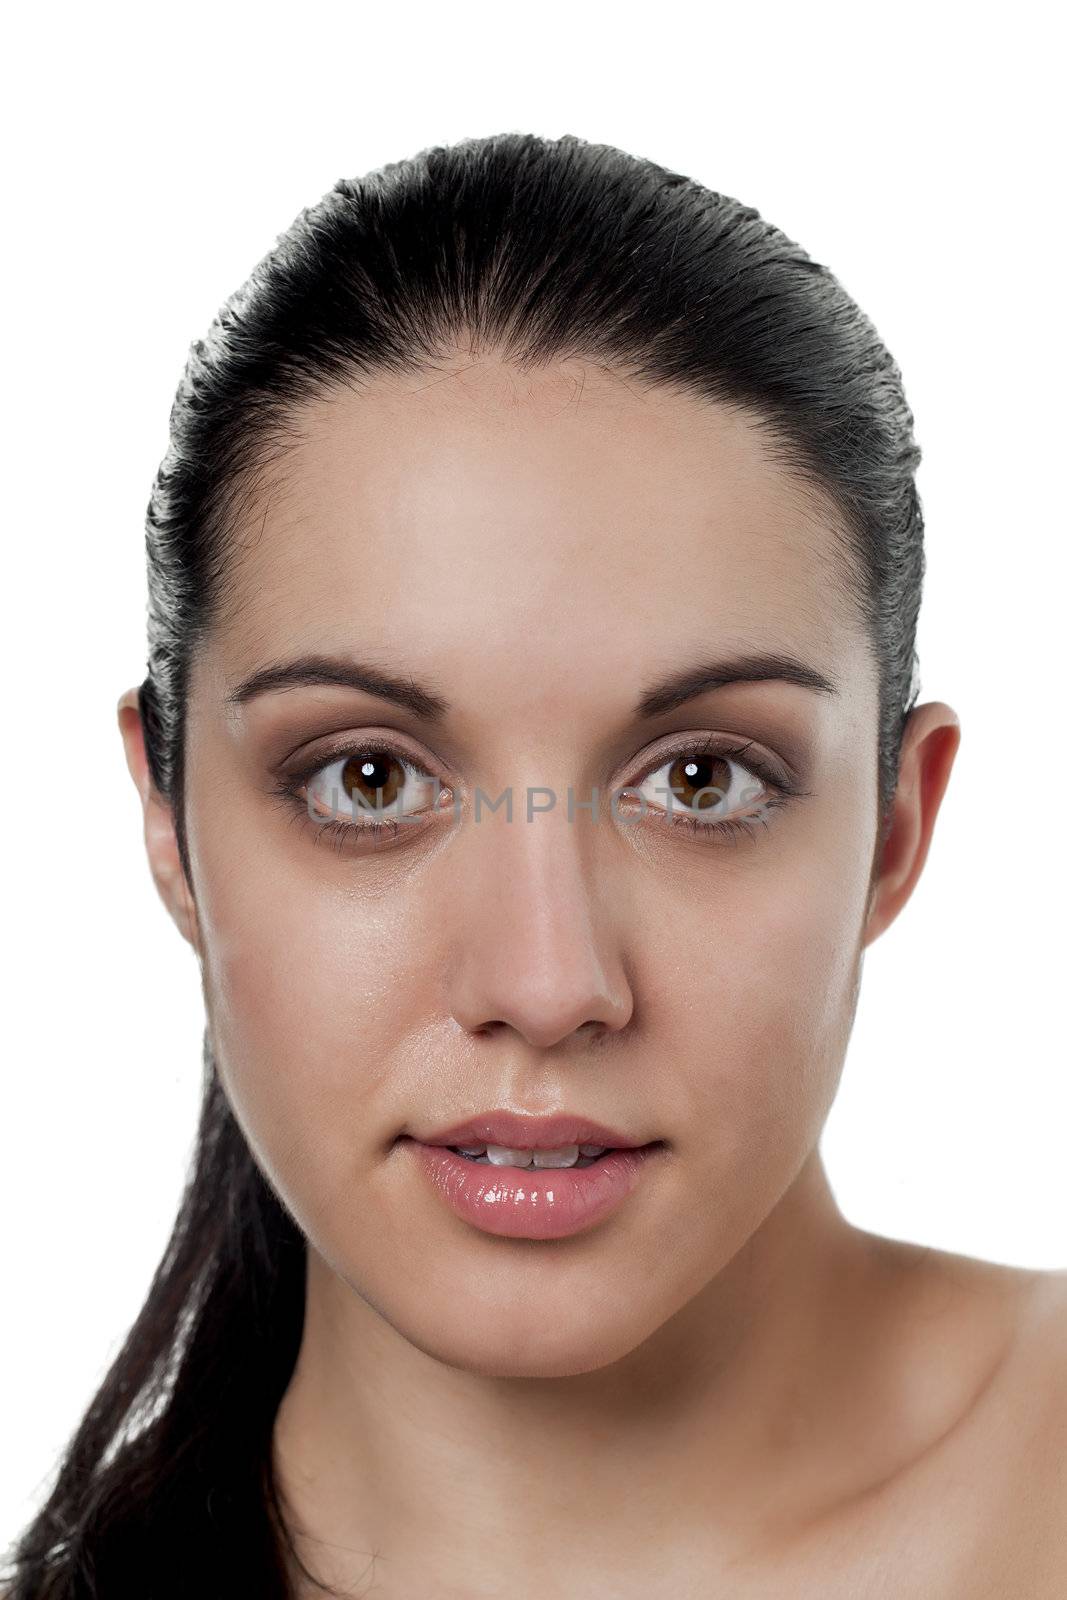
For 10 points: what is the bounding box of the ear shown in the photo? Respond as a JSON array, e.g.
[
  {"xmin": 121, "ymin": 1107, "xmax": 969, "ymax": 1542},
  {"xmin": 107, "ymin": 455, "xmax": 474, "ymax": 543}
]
[
  {"xmin": 117, "ymin": 687, "xmax": 202, "ymax": 956},
  {"xmin": 863, "ymin": 701, "xmax": 961, "ymax": 948}
]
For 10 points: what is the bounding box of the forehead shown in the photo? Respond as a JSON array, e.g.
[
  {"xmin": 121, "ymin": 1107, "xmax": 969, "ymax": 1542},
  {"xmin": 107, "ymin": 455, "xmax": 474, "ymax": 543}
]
[{"xmin": 210, "ymin": 355, "xmax": 867, "ymax": 719}]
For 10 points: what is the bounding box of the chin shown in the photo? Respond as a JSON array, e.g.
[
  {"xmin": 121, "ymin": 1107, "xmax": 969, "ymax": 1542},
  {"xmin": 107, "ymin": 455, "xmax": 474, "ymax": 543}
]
[{"xmin": 386, "ymin": 1288, "xmax": 666, "ymax": 1379}]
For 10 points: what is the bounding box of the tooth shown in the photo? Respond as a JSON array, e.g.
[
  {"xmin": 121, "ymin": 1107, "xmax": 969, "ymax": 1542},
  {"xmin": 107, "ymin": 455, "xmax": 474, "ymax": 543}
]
[
  {"xmin": 531, "ymin": 1145, "xmax": 581, "ymax": 1168},
  {"xmin": 485, "ymin": 1144, "xmax": 534, "ymax": 1167},
  {"xmin": 578, "ymin": 1144, "xmax": 607, "ymax": 1157}
]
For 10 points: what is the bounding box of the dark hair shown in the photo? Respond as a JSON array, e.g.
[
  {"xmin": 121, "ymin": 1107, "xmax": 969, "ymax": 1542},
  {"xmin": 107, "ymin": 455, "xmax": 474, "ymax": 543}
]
[{"xmin": 4, "ymin": 129, "xmax": 924, "ymax": 1598}]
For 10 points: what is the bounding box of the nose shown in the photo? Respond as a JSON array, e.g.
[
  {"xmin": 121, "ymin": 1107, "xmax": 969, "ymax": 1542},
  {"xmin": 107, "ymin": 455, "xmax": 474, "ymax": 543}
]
[{"xmin": 442, "ymin": 792, "xmax": 635, "ymax": 1051}]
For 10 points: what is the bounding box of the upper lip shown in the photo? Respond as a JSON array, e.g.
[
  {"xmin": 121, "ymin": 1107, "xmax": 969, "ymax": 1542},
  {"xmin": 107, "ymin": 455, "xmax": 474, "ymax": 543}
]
[{"xmin": 406, "ymin": 1111, "xmax": 658, "ymax": 1151}]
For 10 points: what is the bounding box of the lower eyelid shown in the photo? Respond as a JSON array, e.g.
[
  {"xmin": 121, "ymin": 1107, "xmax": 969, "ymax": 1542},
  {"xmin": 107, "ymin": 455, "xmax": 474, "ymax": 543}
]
[{"xmin": 658, "ymin": 795, "xmax": 790, "ymax": 838}]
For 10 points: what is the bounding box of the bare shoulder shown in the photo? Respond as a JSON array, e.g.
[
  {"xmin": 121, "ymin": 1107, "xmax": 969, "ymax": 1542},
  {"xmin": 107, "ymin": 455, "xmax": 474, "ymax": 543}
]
[
  {"xmin": 887, "ymin": 1249, "xmax": 1067, "ymax": 1595},
  {"xmin": 1029, "ymin": 1263, "xmax": 1067, "ymax": 1337},
  {"xmin": 933, "ymin": 1252, "xmax": 1067, "ymax": 1420},
  {"xmin": 996, "ymin": 1265, "xmax": 1067, "ymax": 1590},
  {"xmin": 1014, "ymin": 1264, "xmax": 1067, "ymax": 1394},
  {"xmin": 860, "ymin": 1242, "xmax": 1066, "ymax": 1474}
]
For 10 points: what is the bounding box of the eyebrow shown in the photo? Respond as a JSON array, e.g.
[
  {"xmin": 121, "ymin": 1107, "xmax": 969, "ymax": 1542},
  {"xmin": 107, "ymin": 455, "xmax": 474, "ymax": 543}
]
[
  {"xmin": 227, "ymin": 648, "xmax": 838, "ymax": 722},
  {"xmin": 227, "ymin": 655, "xmax": 450, "ymax": 721},
  {"xmin": 635, "ymin": 650, "xmax": 838, "ymax": 718}
]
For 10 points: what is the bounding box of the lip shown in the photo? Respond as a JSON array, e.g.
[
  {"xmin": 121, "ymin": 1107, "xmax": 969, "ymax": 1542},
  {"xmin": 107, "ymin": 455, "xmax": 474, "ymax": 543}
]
[
  {"xmin": 406, "ymin": 1110, "xmax": 656, "ymax": 1151},
  {"xmin": 402, "ymin": 1140, "xmax": 666, "ymax": 1240}
]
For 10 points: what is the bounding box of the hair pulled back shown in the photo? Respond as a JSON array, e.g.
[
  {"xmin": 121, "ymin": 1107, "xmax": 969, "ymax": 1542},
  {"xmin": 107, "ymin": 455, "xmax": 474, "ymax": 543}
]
[{"xmin": 5, "ymin": 131, "xmax": 924, "ymax": 1598}]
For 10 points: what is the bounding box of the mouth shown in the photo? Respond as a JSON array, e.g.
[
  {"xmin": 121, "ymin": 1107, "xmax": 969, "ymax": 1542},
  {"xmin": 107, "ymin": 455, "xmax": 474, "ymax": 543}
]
[
  {"xmin": 401, "ymin": 1110, "xmax": 664, "ymax": 1155},
  {"xmin": 398, "ymin": 1137, "xmax": 668, "ymax": 1240},
  {"xmin": 397, "ymin": 1136, "xmax": 666, "ymax": 1170}
]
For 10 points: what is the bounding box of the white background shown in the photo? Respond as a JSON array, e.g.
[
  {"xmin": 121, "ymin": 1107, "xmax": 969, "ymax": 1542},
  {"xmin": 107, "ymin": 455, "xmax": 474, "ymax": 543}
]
[{"xmin": 3, "ymin": 0, "xmax": 1063, "ymax": 1553}]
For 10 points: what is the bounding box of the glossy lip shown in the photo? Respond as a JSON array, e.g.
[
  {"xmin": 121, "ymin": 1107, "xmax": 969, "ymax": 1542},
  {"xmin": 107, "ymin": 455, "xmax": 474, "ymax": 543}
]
[
  {"xmin": 405, "ymin": 1110, "xmax": 658, "ymax": 1151},
  {"xmin": 404, "ymin": 1141, "xmax": 665, "ymax": 1240}
]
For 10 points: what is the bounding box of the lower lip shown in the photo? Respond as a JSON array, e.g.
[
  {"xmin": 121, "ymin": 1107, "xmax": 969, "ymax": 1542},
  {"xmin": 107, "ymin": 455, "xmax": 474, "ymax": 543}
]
[{"xmin": 402, "ymin": 1140, "xmax": 664, "ymax": 1240}]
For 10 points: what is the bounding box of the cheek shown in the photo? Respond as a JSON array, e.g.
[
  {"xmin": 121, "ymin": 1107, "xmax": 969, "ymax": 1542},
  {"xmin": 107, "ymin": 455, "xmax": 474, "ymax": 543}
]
[
  {"xmin": 193, "ymin": 830, "xmax": 431, "ymax": 1238},
  {"xmin": 651, "ymin": 847, "xmax": 866, "ymax": 1217}
]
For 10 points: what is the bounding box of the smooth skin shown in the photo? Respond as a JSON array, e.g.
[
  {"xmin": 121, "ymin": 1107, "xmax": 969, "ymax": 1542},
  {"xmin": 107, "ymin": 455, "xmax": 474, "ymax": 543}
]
[{"xmin": 118, "ymin": 352, "xmax": 1067, "ymax": 1598}]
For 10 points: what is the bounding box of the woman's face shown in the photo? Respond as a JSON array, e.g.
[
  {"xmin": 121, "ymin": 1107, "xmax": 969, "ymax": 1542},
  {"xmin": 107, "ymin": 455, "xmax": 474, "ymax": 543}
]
[{"xmin": 179, "ymin": 354, "xmax": 885, "ymax": 1376}]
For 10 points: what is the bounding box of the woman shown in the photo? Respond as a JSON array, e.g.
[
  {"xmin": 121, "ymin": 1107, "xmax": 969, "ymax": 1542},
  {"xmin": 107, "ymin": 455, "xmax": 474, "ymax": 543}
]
[{"xmin": 5, "ymin": 131, "xmax": 1065, "ymax": 1599}]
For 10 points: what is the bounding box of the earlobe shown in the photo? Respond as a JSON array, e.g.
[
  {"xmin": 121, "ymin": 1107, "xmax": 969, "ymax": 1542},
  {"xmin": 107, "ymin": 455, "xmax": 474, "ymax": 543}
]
[
  {"xmin": 117, "ymin": 688, "xmax": 201, "ymax": 955},
  {"xmin": 862, "ymin": 703, "xmax": 962, "ymax": 948},
  {"xmin": 143, "ymin": 793, "xmax": 202, "ymax": 954}
]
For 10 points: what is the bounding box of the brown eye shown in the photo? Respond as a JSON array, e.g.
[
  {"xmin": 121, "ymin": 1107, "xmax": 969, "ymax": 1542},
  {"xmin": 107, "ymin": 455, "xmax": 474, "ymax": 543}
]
[
  {"xmin": 664, "ymin": 754, "xmax": 733, "ymax": 811},
  {"xmin": 633, "ymin": 747, "xmax": 770, "ymax": 824},
  {"xmin": 340, "ymin": 750, "xmax": 406, "ymax": 811},
  {"xmin": 302, "ymin": 744, "xmax": 442, "ymax": 828}
]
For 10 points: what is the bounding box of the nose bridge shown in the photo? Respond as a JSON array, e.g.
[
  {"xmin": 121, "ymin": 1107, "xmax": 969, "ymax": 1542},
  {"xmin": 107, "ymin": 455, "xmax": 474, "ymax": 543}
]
[{"xmin": 442, "ymin": 786, "xmax": 634, "ymax": 1049}]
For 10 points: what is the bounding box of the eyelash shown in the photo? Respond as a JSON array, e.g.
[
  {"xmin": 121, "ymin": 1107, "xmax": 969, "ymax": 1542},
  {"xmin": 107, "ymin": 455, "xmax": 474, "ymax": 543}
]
[{"xmin": 272, "ymin": 735, "xmax": 808, "ymax": 854}]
